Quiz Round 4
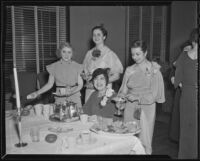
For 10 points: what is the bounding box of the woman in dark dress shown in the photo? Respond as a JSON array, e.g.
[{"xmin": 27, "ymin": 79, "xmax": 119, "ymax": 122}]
[
  {"xmin": 83, "ymin": 68, "xmax": 118, "ymax": 121},
  {"xmin": 169, "ymin": 41, "xmax": 192, "ymax": 142},
  {"xmin": 175, "ymin": 28, "xmax": 198, "ymax": 159}
]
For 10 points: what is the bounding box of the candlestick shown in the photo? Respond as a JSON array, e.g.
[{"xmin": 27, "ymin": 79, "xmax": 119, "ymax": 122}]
[{"xmin": 13, "ymin": 67, "xmax": 21, "ymax": 109}]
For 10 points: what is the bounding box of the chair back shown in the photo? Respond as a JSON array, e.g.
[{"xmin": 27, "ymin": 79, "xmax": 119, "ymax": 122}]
[
  {"xmin": 10, "ymin": 71, "xmax": 37, "ymax": 106},
  {"xmin": 37, "ymin": 71, "xmax": 49, "ymax": 88}
]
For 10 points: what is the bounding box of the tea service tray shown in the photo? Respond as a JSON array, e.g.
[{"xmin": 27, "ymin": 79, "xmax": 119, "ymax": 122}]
[{"xmin": 49, "ymin": 114, "xmax": 79, "ymax": 123}]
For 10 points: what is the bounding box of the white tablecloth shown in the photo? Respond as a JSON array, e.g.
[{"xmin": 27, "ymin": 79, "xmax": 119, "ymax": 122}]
[{"xmin": 5, "ymin": 110, "xmax": 146, "ymax": 155}]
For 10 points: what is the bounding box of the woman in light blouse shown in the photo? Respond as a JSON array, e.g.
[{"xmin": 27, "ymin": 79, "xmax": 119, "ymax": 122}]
[
  {"xmin": 115, "ymin": 40, "xmax": 165, "ymax": 154},
  {"xmin": 27, "ymin": 42, "xmax": 83, "ymax": 108},
  {"xmin": 82, "ymin": 25, "xmax": 123, "ymax": 102}
]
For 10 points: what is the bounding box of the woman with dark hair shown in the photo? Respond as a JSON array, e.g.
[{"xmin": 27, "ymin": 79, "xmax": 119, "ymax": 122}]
[
  {"xmin": 27, "ymin": 42, "xmax": 83, "ymax": 108},
  {"xmin": 169, "ymin": 40, "xmax": 192, "ymax": 143},
  {"xmin": 114, "ymin": 40, "xmax": 165, "ymax": 154},
  {"xmin": 82, "ymin": 68, "xmax": 117, "ymax": 120},
  {"xmin": 175, "ymin": 28, "xmax": 198, "ymax": 159},
  {"xmin": 82, "ymin": 25, "xmax": 123, "ymax": 102}
]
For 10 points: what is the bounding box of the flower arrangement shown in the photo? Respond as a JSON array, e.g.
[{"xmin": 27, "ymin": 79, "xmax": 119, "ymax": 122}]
[
  {"xmin": 92, "ymin": 49, "xmax": 101, "ymax": 58},
  {"xmin": 100, "ymin": 87, "xmax": 115, "ymax": 106}
]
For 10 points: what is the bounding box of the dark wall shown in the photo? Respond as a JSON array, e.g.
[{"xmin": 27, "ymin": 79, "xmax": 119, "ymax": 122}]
[
  {"xmin": 169, "ymin": 1, "xmax": 197, "ymax": 62},
  {"xmin": 69, "ymin": 3, "xmax": 197, "ymax": 65},
  {"xmin": 70, "ymin": 6, "xmax": 126, "ymax": 67}
]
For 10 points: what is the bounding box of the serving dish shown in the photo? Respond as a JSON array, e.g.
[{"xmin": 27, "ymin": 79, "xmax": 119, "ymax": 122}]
[{"xmin": 90, "ymin": 120, "xmax": 141, "ymax": 137}]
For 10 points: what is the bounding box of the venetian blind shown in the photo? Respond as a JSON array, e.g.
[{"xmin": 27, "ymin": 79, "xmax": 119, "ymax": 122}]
[
  {"xmin": 4, "ymin": 6, "xmax": 13, "ymax": 91},
  {"xmin": 37, "ymin": 6, "xmax": 58, "ymax": 72},
  {"xmin": 127, "ymin": 6, "xmax": 169, "ymax": 66},
  {"xmin": 4, "ymin": 6, "xmax": 69, "ymax": 93}
]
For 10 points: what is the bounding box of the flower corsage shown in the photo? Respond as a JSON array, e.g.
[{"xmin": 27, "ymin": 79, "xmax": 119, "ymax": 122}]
[{"xmin": 100, "ymin": 87, "xmax": 115, "ymax": 107}]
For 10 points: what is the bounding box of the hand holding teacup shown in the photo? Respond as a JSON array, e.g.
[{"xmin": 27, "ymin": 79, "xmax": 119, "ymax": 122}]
[
  {"xmin": 85, "ymin": 81, "xmax": 94, "ymax": 89},
  {"xmin": 80, "ymin": 71, "xmax": 92, "ymax": 81},
  {"xmin": 112, "ymin": 96, "xmax": 126, "ymax": 109},
  {"xmin": 27, "ymin": 91, "xmax": 39, "ymax": 99},
  {"xmin": 57, "ymin": 86, "xmax": 72, "ymax": 96},
  {"xmin": 63, "ymin": 86, "xmax": 71, "ymax": 96},
  {"xmin": 112, "ymin": 96, "xmax": 126, "ymax": 103}
]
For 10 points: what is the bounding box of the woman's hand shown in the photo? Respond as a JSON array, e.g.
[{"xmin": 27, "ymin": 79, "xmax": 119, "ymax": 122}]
[
  {"xmin": 80, "ymin": 72, "xmax": 87, "ymax": 80},
  {"xmin": 171, "ymin": 76, "xmax": 175, "ymax": 85},
  {"xmin": 65, "ymin": 86, "xmax": 72, "ymax": 97},
  {"xmin": 27, "ymin": 91, "xmax": 38, "ymax": 99},
  {"xmin": 125, "ymin": 94, "xmax": 139, "ymax": 103},
  {"xmin": 81, "ymin": 72, "xmax": 92, "ymax": 81},
  {"xmin": 112, "ymin": 96, "xmax": 126, "ymax": 103},
  {"xmin": 85, "ymin": 81, "xmax": 94, "ymax": 89},
  {"xmin": 116, "ymin": 101, "xmax": 125, "ymax": 110}
]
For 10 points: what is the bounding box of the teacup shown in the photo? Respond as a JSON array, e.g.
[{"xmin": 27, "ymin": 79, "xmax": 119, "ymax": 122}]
[
  {"xmin": 30, "ymin": 126, "xmax": 40, "ymax": 142},
  {"xmin": 49, "ymin": 104, "xmax": 55, "ymax": 115},
  {"xmin": 81, "ymin": 130, "xmax": 91, "ymax": 144},
  {"xmin": 34, "ymin": 104, "xmax": 43, "ymax": 116},
  {"xmin": 80, "ymin": 114, "xmax": 88, "ymax": 124},
  {"xmin": 43, "ymin": 104, "xmax": 50, "ymax": 120}
]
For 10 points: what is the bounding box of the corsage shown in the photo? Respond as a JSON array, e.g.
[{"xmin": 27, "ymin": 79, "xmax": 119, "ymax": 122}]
[{"xmin": 100, "ymin": 87, "xmax": 115, "ymax": 106}]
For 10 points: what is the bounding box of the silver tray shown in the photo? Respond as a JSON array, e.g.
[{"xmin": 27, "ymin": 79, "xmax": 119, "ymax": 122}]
[{"xmin": 49, "ymin": 114, "xmax": 79, "ymax": 123}]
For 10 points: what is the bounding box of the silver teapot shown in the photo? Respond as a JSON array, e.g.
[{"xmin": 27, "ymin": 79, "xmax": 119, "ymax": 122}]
[
  {"xmin": 54, "ymin": 100, "xmax": 81, "ymax": 121},
  {"xmin": 65, "ymin": 101, "xmax": 80, "ymax": 118}
]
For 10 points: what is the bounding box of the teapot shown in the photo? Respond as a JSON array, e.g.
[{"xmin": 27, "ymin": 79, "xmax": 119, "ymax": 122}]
[
  {"xmin": 65, "ymin": 100, "xmax": 81, "ymax": 119},
  {"xmin": 54, "ymin": 101, "xmax": 81, "ymax": 121}
]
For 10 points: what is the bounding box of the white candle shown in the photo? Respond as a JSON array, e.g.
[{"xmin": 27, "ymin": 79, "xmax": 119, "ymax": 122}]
[{"xmin": 13, "ymin": 67, "xmax": 21, "ymax": 109}]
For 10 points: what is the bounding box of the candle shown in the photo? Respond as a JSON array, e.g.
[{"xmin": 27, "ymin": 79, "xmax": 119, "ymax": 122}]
[{"xmin": 13, "ymin": 67, "xmax": 21, "ymax": 109}]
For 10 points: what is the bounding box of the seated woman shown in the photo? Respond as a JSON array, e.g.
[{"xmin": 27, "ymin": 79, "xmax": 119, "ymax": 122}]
[{"xmin": 82, "ymin": 68, "xmax": 118, "ymax": 121}]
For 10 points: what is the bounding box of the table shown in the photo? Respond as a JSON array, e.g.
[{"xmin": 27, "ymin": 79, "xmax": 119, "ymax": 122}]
[{"xmin": 5, "ymin": 109, "xmax": 146, "ymax": 155}]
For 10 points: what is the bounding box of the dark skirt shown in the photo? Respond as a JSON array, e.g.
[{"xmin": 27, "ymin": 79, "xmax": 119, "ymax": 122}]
[{"xmin": 169, "ymin": 87, "xmax": 181, "ymax": 142}]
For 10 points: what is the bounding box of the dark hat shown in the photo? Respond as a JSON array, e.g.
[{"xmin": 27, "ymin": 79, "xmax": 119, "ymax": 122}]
[{"xmin": 91, "ymin": 68, "xmax": 110, "ymax": 85}]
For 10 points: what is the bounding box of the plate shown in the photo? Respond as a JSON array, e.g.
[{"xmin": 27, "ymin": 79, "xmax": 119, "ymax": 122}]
[
  {"xmin": 90, "ymin": 120, "xmax": 141, "ymax": 137},
  {"xmin": 48, "ymin": 127, "xmax": 73, "ymax": 133},
  {"xmin": 49, "ymin": 114, "xmax": 79, "ymax": 123},
  {"xmin": 90, "ymin": 127, "xmax": 141, "ymax": 137}
]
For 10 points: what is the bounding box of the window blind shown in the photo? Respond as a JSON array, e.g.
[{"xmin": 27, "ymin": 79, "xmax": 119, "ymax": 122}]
[
  {"xmin": 4, "ymin": 6, "xmax": 69, "ymax": 94},
  {"xmin": 128, "ymin": 6, "xmax": 169, "ymax": 66}
]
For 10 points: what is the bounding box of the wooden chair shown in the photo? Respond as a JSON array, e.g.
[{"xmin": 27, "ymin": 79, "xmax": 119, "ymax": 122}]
[{"xmin": 10, "ymin": 71, "xmax": 38, "ymax": 109}]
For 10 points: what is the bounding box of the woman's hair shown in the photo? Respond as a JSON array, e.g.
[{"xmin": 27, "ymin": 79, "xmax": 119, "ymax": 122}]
[
  {"xmin": 92, "ymin": 24, "xmax": 108, "ymax": 39},
  {"xmin": 189, "ymin": 28, "xmax": 198, "ymax": 43},
  {"xmin": 91, "ymin": 68, "xmax": 109, "ymax": 88},
  {"xmin": 131, "ymin": 40, "xmax": 148, "ymax": 53},
  {"xmin": 56, "ymin": 42, "xmax": 73, "ymax": 58},
  {"xmin": 180, "ymin": 40, "xmax": 192, "ymax": 51}
]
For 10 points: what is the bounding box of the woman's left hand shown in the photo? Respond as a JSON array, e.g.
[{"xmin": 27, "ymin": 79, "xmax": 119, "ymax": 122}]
[
  {"xmin": 125, "ymin": 94, "xmax": 139, "ymax": 103},
  {"xmin": 85, "ymin": 81, "xmax": 94, "ymax": 89},
  {"xmin": 65, "ymin": 86, "xmax": 72, "ymax": 97}
]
